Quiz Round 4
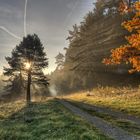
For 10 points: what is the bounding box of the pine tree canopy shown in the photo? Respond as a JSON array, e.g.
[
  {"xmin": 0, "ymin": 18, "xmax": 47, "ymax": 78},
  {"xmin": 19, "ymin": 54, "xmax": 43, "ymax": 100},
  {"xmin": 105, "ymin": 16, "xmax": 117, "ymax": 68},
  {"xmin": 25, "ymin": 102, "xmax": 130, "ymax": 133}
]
[{"xmin": 4, "ymin": 34, "xmax": 49, "ymax": 93}]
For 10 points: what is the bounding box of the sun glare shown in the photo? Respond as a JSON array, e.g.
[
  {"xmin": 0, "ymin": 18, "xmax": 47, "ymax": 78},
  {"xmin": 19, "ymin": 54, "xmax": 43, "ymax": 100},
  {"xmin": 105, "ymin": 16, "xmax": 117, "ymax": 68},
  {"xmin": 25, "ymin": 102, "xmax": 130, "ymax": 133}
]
[{"xmin": 25, "ymin": 62, "xmax": 31, "ymax": 70}]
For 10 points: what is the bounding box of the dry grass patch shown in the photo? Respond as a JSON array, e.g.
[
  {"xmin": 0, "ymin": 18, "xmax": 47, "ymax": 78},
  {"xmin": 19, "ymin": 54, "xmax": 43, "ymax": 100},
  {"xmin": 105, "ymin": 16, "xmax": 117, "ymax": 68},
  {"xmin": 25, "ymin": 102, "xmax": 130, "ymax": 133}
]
[{"xmin": 64, "ymin": 86, "xmax": 140, "ymax": 117}]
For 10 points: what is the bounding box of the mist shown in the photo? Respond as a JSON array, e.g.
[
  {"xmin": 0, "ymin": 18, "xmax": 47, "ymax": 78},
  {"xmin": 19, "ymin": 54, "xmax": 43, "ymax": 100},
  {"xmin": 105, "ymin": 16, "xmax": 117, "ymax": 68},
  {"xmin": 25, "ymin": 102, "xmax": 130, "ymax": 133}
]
[{"xmin": 49, "ymin": 84, "xmax": 57, "ymax": 97}]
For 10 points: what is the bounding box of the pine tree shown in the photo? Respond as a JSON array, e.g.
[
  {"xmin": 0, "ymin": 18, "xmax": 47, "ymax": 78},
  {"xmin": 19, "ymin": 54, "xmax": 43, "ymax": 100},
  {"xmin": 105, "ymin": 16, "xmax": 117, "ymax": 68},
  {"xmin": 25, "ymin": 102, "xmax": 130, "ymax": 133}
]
[
  {"xmin": 55, "ymin": 53, "xmax": 64, "ymax": 70},
  {"xmin": 4, "ymin": 34, "xmax": 49, "ymax": 104}
]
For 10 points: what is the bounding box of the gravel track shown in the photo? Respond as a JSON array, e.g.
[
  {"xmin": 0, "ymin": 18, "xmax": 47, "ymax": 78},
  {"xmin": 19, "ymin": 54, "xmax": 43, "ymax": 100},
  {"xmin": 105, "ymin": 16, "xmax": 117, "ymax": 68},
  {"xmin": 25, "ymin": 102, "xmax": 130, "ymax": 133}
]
[
  {"xmin": 57, "ymin": 99, "xmax": 140, "ymax": 140},
  {"xmin": 68, "ymin": 100, "xmax": 140, "ymax": 125}
]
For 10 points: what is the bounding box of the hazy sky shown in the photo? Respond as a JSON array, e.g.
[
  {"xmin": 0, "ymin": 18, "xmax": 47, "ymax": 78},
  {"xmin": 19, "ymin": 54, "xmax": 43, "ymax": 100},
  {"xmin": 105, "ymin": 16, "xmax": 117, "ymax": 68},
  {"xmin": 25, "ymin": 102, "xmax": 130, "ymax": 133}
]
[{"xmin": 0, "ymin": 0, "xmax": 94, "ymax": 74}]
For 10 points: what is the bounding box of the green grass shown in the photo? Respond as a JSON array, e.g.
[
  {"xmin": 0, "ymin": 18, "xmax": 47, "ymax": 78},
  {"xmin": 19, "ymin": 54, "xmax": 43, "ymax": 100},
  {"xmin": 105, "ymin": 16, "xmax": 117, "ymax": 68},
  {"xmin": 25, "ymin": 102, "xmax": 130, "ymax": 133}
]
[
  {"xmin": 65, "ymin": 86, "xmax": 140, "ymax": 117},
  {"xmin": 69, "ymin": 101, "xmax": 140, "ymax": 137},
  {"xmin": 0, "ymin": 99, "xmax": 111, "ymax": 140}
]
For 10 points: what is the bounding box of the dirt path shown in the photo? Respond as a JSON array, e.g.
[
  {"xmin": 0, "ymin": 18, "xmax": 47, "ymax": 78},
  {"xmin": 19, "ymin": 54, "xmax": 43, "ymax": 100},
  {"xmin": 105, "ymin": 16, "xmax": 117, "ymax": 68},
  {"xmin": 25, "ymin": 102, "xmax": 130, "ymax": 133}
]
[
  {"xmin": 57, "ymin": 99, "xmax": 140, "ymax": 140},
  {"xmin": 68, "ymin": 100, "xmax": 140, "ymax": 125}
]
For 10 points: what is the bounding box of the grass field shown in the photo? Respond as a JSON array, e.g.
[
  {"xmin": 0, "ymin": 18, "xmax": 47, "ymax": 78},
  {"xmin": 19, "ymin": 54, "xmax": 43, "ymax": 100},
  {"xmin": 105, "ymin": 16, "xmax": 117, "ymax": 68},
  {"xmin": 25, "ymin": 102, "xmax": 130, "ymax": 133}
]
[
  {"xmin": 64, "ymin": 86, "xmax": 140, "ymax": 117},
  {"xmin": 0, "ymin": 86, "xmax": 139, "ymax": 140},
  {"xmin": 0, "ymin": 99, "xmax": 111, "ymax": 140}
]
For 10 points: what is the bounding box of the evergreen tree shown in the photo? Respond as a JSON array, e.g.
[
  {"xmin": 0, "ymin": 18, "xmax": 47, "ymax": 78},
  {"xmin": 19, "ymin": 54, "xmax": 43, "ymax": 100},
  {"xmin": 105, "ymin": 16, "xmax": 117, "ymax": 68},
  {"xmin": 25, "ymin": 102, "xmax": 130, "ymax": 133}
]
[
  {"xmin": 4, "ymin": 34, "xmax": 49, "ymax": 103},
  {"xmin": 55, "ymin": 53, "xmax": 64, "ymax": 70}
]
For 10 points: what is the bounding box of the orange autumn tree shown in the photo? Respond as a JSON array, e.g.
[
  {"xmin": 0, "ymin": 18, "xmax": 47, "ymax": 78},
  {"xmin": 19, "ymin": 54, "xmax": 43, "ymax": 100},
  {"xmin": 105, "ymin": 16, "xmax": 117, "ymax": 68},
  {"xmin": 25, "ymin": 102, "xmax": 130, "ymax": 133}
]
[{"xmin": 103, "ymin": 1, "xmax": 140, "ymax": 73}]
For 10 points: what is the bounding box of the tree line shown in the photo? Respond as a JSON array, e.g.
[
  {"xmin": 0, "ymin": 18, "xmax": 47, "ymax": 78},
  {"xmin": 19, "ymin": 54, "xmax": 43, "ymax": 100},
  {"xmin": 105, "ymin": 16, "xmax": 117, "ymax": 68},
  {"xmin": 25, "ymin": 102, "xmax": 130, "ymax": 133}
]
[{"xmin": 50, "ymin": 0, "xmax": 140, "ymax": 95}]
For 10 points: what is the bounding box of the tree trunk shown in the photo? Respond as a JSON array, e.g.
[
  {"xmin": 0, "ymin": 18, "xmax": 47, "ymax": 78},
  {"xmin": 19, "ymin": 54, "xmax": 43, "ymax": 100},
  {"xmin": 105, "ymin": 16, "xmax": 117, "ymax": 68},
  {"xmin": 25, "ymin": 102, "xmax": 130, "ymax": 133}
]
[{"xmin": 27, "ymin": 69, "xmax": 31, "ymax": 105}]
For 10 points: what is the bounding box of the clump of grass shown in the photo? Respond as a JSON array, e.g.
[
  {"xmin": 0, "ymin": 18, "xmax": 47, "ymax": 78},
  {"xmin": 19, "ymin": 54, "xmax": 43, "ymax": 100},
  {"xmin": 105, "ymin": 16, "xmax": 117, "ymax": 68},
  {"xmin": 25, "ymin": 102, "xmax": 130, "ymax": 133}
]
[{"xmin": 0, "ymin": 99, "xmax": 111, "ymax": 140}]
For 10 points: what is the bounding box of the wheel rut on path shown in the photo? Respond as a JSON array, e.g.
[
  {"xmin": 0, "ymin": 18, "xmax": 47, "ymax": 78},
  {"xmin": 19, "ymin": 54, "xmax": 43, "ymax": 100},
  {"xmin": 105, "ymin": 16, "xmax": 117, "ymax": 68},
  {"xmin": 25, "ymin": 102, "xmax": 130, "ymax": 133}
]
[
  {"xmin": 68, "ymin": 100, "xmax": 140, "ymax": 125},
  {"xmin": 57, "ymin": 99, "xmax": 140, "ymax": 140}
]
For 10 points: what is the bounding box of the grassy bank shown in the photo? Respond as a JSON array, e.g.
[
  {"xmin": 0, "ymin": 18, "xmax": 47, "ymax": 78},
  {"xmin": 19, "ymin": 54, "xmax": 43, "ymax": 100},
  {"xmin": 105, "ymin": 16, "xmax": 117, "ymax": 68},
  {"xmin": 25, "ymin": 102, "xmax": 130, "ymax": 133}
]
[
  {"xmin": 0, "ymin": 99, "xmax": 111, "ymax": 140},
  {"xmin": 64, "ymin": 86, "xmax": 140, "ymax": 117}
]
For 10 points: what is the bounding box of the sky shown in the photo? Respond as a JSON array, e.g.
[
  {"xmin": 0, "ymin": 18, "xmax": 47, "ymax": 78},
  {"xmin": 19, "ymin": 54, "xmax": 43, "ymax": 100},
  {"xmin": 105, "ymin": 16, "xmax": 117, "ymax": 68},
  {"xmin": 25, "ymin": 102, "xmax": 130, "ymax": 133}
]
[{"xmin": 0, "ymin": 0, "xmax": 94, "ymax": 74}]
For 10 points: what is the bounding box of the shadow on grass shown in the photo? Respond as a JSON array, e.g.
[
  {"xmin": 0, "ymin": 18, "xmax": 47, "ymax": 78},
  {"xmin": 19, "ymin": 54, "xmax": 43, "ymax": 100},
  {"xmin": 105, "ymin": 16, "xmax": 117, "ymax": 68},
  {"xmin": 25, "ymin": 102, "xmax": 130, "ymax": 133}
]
[{"xmin": 0, "ymin": 99, "xmax": 111, "ymax": 140}]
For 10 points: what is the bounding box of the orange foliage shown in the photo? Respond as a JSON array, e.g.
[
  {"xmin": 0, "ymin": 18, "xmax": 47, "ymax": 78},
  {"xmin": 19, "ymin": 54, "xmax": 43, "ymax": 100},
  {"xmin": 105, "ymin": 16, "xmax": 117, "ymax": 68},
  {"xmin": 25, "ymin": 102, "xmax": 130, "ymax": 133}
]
[
  {"xmin": 103, "ymin": 2, "xmax": 140, "ymax": 73},
  {"xmin": 119, "ymin": 2, "xmax": 130, "ymax": 14}
]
